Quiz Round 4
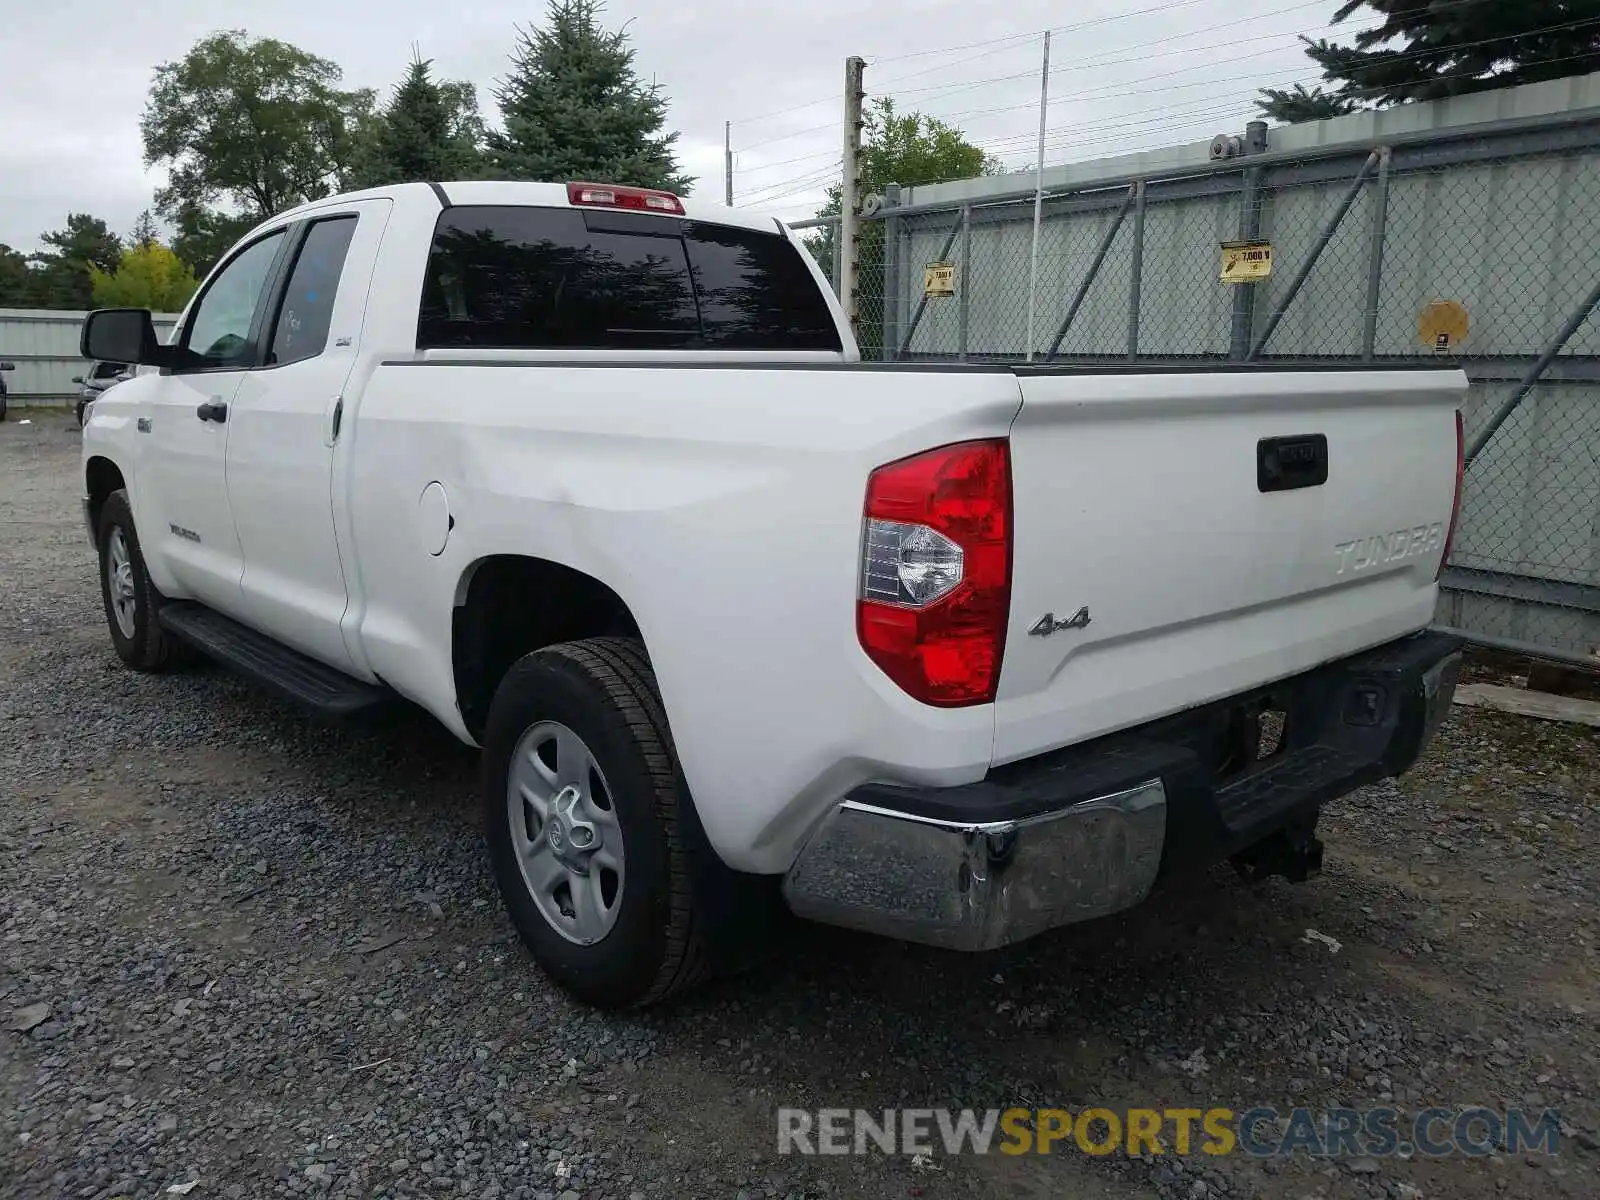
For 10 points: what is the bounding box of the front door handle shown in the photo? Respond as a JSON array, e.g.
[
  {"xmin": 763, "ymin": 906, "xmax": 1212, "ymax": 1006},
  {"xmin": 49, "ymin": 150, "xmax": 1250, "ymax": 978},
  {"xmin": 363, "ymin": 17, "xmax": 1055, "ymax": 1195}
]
[{"xmin": 196, "ymin": 400, "xmax": 228, "ymax": 423}]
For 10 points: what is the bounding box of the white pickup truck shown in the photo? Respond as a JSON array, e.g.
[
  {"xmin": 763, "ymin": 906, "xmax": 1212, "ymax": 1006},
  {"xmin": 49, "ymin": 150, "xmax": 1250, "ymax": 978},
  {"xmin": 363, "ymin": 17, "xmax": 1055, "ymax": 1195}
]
[{"xmin": 80, "ymin": 180, "xmax": 1466, "ymax": 1008}]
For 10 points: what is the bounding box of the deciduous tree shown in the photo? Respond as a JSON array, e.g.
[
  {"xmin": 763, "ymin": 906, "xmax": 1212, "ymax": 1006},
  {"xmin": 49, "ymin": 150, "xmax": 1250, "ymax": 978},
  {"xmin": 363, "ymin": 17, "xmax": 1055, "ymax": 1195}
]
[
  {"xmin": 142, "ymin": 30, "xmax": 375, "ymax": 221},
  {"xmin": 804, "ymin": 99, "xmax": 1000, "ymax": 358},
  {"xmin": 90, "ymin": 243, "xmax": 200, "ymax": 312}
]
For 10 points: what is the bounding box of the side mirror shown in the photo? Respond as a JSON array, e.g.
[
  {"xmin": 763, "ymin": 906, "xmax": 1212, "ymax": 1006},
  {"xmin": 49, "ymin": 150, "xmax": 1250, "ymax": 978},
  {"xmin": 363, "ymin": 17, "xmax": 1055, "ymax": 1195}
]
[{"xmin": 81, "ymin": 309, "xmax": 173, "ymax": 368}]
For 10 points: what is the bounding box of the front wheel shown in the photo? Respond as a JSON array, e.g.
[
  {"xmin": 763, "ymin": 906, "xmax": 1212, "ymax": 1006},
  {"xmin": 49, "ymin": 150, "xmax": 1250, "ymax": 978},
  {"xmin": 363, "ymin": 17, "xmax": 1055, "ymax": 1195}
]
[
  {"xmin": 483, "ymin": 638, "xmax": 757, "ymax": 1008},
  {"xmin": 96, "ymin": 490, "xmax": 188, "ymax": 672}
]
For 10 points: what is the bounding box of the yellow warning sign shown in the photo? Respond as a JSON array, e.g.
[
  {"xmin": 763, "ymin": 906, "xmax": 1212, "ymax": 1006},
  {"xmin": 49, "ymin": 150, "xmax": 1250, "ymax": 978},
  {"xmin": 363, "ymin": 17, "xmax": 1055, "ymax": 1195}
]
[
  {"xmin": 1418, "ymin": 300, "xmax": 1469, "ymax": 353},
  {"xmin": 1220, "ymin": 240, "xmax": 1273, "ymax": 284},
  {"xmin": 923, "ymin": 262, "xmax": 955, "ymax": 297}
]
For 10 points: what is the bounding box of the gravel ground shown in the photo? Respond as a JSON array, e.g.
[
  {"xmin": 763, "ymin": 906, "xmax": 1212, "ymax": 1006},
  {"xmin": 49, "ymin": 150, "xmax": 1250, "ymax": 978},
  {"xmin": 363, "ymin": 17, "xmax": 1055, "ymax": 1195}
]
[{"xmin": 2, "ymin": 414, "xmax": 1597, "ymax": 1200}]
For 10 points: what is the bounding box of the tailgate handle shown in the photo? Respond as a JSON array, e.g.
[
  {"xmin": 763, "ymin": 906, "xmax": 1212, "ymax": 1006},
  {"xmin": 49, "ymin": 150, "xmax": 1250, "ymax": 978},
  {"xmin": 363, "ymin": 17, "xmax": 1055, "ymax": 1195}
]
[{"xmin": 1258, "ymin": 434, "xmax": 1328, "ymax": 493}]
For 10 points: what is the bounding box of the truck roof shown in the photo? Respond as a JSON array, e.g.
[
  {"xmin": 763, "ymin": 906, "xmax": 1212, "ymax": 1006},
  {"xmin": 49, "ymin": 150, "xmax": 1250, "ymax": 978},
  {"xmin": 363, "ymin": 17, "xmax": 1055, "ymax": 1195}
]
[{"xmin": 271, "ymin": 181, "xmax": 789, "ymax": 236}]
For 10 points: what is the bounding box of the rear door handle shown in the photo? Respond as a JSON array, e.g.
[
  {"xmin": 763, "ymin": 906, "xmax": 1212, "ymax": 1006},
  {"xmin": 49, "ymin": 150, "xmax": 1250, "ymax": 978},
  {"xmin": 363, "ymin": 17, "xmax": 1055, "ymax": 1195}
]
[{"xmin": 196, "ymin": 400, "xmax": 228, "ymax": 423}]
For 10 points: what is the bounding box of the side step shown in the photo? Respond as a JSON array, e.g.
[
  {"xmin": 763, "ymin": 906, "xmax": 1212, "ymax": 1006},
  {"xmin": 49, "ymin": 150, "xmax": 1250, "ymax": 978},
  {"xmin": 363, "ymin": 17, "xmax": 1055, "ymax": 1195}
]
[{"xmin": 157, "ymin": 602, "xmax": 393, "ymax": 722}]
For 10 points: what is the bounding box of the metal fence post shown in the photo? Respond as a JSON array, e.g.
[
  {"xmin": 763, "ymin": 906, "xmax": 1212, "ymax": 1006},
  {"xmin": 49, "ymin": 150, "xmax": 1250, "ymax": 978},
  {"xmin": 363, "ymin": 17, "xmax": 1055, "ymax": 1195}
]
[
  {"xmin": 1229, "ymin": 121, "xmax": 1269, "ymax": 360},
  {"xmin": 832, "ymin": 216, "xmax": 842, "ymax": 299},
  {"xmin": 882, "ymin": 183, "xmax": 902, "ymax": 363},
  {"xmin": 1360, "ymin": 146, "xmax": 1392, "ymax": 360},
  {"xmin": 959, "ymin": 204, "xmax": 972, "ymax": 361},
  {"xmin": 1126, "ymin": 180, "xmax": 1147, "ymax": 359}
]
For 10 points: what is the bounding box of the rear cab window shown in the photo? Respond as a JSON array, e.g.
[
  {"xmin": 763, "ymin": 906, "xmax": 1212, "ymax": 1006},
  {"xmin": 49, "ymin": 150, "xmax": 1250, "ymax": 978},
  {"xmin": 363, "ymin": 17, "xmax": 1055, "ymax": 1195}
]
[{"xmin": 417, "ymin": 205, "xmax": 840, "ymax": 352}]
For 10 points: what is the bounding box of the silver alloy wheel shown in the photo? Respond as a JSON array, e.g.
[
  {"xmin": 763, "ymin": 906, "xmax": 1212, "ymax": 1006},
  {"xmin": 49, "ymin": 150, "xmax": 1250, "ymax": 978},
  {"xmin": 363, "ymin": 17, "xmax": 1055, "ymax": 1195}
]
[
  {"xmin": 507, "ymin": 720, "xmax": 625, "ymax": 945},
  {"xmin": 106, "ymin": 526, "xmax": 138, "ymax": 640}
]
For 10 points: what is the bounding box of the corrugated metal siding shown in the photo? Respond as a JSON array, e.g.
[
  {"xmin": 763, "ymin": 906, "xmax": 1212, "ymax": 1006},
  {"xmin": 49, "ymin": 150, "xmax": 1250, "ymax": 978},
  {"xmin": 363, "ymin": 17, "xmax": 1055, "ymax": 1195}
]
[{"xmin": 0, "ymin": 309, "xmax": 179, "ymax": 404}]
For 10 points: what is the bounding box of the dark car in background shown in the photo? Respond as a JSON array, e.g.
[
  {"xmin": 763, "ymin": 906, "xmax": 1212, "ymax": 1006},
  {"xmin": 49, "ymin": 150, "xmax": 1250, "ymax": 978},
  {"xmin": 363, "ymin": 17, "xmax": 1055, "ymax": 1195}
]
[
  {"xmin": 73, "ymin": 361, "xmax": 130, "ymax": 427},
  {"xmin": 0, "ymin": 360, "xmax": 13, "ymax": 422}
]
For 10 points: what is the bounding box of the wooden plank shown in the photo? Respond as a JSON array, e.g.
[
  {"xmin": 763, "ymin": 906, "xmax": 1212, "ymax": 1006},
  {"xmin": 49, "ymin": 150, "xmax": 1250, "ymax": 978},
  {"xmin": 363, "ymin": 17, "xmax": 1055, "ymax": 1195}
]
[{"xmin": 1453, "ymin": 683, "xmax": 1600, "ymax": 728}]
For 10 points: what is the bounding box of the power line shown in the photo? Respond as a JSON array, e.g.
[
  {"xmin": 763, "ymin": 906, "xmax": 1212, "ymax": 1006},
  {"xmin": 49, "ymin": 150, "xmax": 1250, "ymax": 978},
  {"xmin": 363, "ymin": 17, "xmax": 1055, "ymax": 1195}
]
[
  {"xmin": 731, "ymin": 0, "xmax": 1328, "ymax": 130},
  {"xmin": 903, "ymin": 8, "xmax": 1600, "ymax": 128},
  {"xmin": 738, "ymin": 162, "xmax": 842, "ymax": 206},
  {"xmin": 871, "ymin": 0, "xmax": 1330, "ymax": 93},
  {"xmin": 732, "ymin": 8, "xmax": 1600, "ymax": 203},
  {"xmin": 735, "ymin": 147, "xmax": 842, "ymax": 178},
  {"xmin": 976, "ymin": 43, "xmax": 1600, "ymax": 177},
  {"xmin": 737, "ymin": 120, "xmax": 839, "ymax": 153},
  {"xmin": 731, "ymin": 4, "xmax": 1343, "ymax": 155}
]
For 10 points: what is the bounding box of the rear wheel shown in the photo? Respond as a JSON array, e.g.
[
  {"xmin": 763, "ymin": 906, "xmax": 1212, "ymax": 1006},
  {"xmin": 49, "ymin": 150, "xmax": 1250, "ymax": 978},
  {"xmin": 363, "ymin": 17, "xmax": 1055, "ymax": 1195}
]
[
  {"xmin": 96, "ymin": 490, "xmax": 189, "ymax": 672},
  {"xmin": 483, "ymin": 638, "xmax": 772, "ymax": 1008}
]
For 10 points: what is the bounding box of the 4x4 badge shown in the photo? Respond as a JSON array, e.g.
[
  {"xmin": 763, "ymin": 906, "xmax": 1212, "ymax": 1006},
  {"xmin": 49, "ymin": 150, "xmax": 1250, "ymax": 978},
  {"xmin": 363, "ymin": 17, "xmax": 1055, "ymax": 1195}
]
[{"xmin": 1029, "ymin": 607, "xmax": 1092, "ymax": 637}]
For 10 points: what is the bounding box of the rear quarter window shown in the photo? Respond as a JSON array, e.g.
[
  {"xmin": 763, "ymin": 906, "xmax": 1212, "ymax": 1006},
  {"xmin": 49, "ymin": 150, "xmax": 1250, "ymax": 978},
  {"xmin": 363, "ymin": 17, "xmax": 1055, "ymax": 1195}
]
[{"xmin": 417, "ymin": 205, "xmax": 840, "ymax": 353}]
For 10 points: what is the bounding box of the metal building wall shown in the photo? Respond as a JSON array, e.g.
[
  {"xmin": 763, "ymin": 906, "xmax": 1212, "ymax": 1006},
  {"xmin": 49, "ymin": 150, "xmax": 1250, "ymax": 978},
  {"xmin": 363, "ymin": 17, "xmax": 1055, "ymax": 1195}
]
[{"xmin": 0, "ymin": 309, "xmax": 180, "ymax": 405}]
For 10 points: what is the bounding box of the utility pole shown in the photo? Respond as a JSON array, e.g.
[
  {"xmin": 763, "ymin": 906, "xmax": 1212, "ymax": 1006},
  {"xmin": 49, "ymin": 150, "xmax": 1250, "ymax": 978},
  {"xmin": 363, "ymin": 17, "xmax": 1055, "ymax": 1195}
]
[
  {"xmin": 1025, "ymin": 30, "xmax": 1051, "ymax": 363},
  {"xmin": 724, "ymin": 121, "xmax": 734, "ymax": 206},
  {"xmin": 840, "ymin": 56, "xmax": 867, "ymax": 333}
]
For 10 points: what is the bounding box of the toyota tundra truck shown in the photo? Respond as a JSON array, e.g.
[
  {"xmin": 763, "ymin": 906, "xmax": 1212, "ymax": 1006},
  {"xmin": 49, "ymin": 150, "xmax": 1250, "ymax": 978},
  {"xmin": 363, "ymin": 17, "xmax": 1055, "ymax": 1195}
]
[{"xmin": 78, "ymin": 180, "xmax": 1466, "ymax": 1008}]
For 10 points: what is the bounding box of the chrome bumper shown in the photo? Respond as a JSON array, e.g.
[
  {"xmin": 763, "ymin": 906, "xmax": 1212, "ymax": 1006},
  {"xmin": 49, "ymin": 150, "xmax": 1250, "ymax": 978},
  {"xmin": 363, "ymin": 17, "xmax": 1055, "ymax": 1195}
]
[{"xmin": 781, "ymin": 779, "xmax": 1166, "ymax": 951}]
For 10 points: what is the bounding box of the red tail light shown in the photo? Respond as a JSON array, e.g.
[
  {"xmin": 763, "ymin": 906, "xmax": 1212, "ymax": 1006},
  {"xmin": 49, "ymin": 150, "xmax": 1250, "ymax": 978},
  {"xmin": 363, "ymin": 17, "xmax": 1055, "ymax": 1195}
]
[
  {"xmin": 1438, "ymin": 409, "xmax": 1464, "ymax": 581},
  {"xmin": 567, "ymin": 181, "xmax": 685, "ymax": 215},
  {"xmin": 857, "ymin": 439, "xmax": 1012, "ymax": 706}
]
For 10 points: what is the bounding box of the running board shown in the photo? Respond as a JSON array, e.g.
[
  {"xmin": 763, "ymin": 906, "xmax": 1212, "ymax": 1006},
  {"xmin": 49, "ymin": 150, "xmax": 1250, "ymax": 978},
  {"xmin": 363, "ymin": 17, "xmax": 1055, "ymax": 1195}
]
[{"xmin": 157, "ymin": 602, "xmax": 393, "ymax": 722}]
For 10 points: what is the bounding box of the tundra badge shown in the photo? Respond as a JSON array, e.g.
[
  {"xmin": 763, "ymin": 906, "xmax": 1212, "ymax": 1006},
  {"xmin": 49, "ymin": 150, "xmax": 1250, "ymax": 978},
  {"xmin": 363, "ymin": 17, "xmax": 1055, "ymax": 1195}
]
[{"xmin": 1029, "ymin": 606, "xmax": 1092, "ymax": 637}]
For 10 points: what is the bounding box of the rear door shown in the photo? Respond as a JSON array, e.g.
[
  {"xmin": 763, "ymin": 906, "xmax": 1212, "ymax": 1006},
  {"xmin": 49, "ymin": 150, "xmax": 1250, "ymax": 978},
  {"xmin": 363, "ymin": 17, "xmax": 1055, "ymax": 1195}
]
[
  {"xmin": 992, "ymin": 367, "xmax": 1466, "ymax": 764},
  {"xmin": 226, "ymin": 200, "xmax": 392, "ymax": 672}
]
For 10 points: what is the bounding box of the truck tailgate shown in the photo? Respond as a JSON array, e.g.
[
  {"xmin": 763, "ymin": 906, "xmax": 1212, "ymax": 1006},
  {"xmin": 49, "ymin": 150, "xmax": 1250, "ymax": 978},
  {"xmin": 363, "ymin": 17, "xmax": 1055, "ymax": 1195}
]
[{"xmin": 993, "ymin": 367, "xmax": 1467, "ymax": 765}]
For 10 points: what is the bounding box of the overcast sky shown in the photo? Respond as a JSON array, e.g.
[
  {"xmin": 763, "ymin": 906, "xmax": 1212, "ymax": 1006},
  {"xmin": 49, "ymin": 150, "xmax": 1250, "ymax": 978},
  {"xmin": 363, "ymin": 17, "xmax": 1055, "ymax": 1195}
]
[{"xmin": 1, "ymin": 0, "xmax": 1369, "ymax": 252}]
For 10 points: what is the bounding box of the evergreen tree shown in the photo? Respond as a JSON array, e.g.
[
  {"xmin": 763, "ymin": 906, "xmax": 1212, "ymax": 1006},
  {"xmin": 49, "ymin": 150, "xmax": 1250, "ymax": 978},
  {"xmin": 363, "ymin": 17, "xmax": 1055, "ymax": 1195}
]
[
  {"xmin": 1255, "ymin": 83, "xmax": 1359, "ymax": 124},
  {"xmin": 130, "ymin": 210, "xmax": 162, "ymax": 249},
  {"xmin": 1260, "ymin": 0, "xmax": 1600, "ymax": 121},
  {"xmin": 348, "ymin": 51, "xmax": 484, "ymax": 187},
  {"xmin": 0, "ymin": 245, "xmax": 36, "ymax": 308},
  {"xmin": 489, "ymin": 0, "xmax": 690, "ymax": 192},
  {"xmin": 27, "ymin": 214, "xmax": 124, "ymax": 309}
]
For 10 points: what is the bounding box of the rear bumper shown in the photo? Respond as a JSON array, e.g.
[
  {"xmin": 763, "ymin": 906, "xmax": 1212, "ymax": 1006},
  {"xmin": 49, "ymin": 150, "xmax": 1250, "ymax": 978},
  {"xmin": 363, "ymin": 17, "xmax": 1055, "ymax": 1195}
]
[{"xmin": 782, "ymin": 630, "xmax": 1462, "ymax": 950}]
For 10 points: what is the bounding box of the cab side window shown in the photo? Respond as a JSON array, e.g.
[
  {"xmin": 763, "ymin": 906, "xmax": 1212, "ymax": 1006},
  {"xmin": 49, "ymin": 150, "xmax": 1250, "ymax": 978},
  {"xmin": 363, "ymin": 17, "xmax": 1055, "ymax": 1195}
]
[
  {"xmin": 267, "ymin": 217, "xmax": 359, "ymax": 367},
  {"xmin": 180, "ymin": 231, "xmax": 287, "ymax": 371}
]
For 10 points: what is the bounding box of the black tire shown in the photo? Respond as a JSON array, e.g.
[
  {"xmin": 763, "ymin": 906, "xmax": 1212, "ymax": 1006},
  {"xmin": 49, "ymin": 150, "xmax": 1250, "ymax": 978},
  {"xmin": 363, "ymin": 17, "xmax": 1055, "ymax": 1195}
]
[
  {"xmin": 96, "ymin": 489, "xmax": 189, "ymax": 672},
  {"xmin": 483, "ymin": 637, "xmax": 773, "ymax": 1008}
]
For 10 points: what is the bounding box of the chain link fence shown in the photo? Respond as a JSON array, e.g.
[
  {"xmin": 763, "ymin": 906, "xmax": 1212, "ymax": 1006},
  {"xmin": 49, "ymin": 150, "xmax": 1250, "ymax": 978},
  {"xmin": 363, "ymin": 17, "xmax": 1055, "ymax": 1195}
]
[{"xmin": 798, "ymin": 103, "xmax": 1600, "ymax": 666}]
